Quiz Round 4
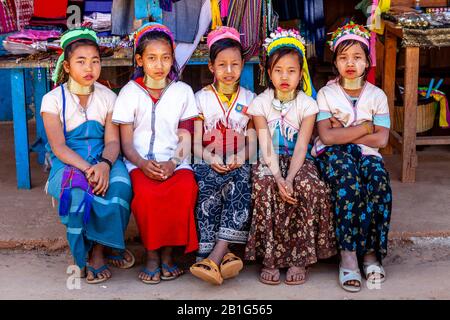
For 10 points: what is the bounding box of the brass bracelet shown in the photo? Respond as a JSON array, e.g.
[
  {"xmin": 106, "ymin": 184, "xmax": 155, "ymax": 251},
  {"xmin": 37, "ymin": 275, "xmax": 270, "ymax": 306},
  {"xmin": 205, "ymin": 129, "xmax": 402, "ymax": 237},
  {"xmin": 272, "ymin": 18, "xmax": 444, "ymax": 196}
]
[{"xmin": 362, "ymin": 122, "xmax": 373, "ymax": 135}]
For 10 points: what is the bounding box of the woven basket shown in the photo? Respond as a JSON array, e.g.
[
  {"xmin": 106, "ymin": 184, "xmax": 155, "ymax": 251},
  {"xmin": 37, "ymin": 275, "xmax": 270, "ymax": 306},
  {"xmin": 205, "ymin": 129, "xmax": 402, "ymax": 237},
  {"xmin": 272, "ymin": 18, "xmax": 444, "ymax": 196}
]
[{"xmin": 393, "ymin": 99, "xmax": 437, "ymax": 133}]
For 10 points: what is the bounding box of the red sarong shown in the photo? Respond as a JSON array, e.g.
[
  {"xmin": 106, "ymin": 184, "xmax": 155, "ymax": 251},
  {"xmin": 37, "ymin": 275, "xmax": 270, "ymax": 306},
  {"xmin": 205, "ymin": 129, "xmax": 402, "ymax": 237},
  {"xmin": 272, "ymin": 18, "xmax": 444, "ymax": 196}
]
[{"xmin": 130, "ymin": 168, "xmax": 199, "ymax": 253}]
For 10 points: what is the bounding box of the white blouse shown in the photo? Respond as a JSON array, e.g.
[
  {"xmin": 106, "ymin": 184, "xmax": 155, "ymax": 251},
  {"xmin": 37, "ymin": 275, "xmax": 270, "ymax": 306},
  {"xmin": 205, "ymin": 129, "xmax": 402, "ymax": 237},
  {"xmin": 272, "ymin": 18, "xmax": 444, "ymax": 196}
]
[
  {"xmin": 112, "ymin": 80, "xmax": 198, "ymax": 172},
  {"xmin": 314, "ymin": 81, "xmax": 391, "ymax": 158}
]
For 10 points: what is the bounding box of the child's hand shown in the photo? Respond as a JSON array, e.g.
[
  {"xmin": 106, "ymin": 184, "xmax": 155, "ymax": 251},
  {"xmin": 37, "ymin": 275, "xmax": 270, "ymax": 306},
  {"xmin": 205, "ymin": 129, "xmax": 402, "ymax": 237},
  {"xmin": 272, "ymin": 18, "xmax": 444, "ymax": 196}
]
[
  {"xmin": 139, "ymin": 159, "xmax": 165, "ymax": 181},
  {"xmin": 276, "ymin": 177, "xmax": 297, "ymax": 205},
  {"xmin": 158, "ymin": 161, "xmax": 176, "ymax": 180},
  {"xmin": 85, "ymin": 162, "xmax": 110, "ymax": 196},
  {"xmin": 226, "ymin": 154, "xmax": 244, "ymax": 171},
  {"xmin": 329, "ymin": 117, "xmax": 344, "ymax": 128},
  {"xmin": 209, "ymin": 155, "xmax": 229, "ymax": 174}
]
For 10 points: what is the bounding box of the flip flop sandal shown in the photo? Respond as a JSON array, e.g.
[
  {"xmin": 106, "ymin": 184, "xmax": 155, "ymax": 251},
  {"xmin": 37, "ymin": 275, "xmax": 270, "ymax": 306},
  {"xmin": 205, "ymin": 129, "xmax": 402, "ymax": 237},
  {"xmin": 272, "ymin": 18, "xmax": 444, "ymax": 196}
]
[
  {"xmin": 106, "ymin": 248, "xmax": 136, "ymax": 269},
  {"xmin": 86, "ymin": 265, "xmax": 111, "ymax": 284},
  {"xmin": 339, "ymin": 264, "xmax": 362, "ymax": 293},
  {"xmin": 161, "ymin": 263, "xmax": 184, "ymax": 280},
  {"xmin": 140, "ymin": 267, "xmax": 161, "ymax": 284},
  {"xmin": 190, "ymin": 258, "xmax": 223, "ymax": 285},
  {"xmin": 363, "ymin": 262, "xmax": 386, "ymax": 284},
  {"xmin": 220, "ymin": 252, "xmax": 243, "ymax": 280},
  {"xmin": 259, "ymin": 268, "xmax": 281, "ymax": 285},
  {"xmin": 285, "ymin": 267, "xmax": 307, "ymax": 285}
]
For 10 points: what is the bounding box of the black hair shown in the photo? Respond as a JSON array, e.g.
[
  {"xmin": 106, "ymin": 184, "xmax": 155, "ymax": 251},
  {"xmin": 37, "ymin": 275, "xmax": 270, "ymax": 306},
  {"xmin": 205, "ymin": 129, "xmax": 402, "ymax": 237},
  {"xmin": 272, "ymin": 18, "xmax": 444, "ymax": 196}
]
[
  {"xmin": 209, "ymin": 38, "xmax": 243, "ymax": 63},
  {"xmin": 332, "ymin": 39, "xmax": 372, "ymax": 79},
  {"xmin": 132, "ymin": 30, "xmax": 180, "ymax": 81},
  {"xmin": 266, "ymin": 47, "xmax": 304, "ymax": 90},
  {"xmin": 56, "ymin": 39, "xmax": 100, "ymax": 85}
]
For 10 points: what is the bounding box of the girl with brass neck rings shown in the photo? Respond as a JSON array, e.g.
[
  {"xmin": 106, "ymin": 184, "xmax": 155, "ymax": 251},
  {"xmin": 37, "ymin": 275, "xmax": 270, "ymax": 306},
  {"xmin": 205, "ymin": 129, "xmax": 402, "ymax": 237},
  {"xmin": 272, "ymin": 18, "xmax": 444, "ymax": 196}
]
[
  {"xmin": 42, "ymin": 28, "xmax": 134, "ymax": 285},
  {"xmin": 190, "ymin": 27, "xmax": 256, "ymax": 286},
  {"xmin": 314, "ymin": 22, "xmax": 392, "ymax": 292},
  {"xmin": 112, "ymin": 23, "xmax": 199, "ymax": 285},
  {"xmin": 244, "ymin": 28, "xmax": 336, "ymax": 286}
]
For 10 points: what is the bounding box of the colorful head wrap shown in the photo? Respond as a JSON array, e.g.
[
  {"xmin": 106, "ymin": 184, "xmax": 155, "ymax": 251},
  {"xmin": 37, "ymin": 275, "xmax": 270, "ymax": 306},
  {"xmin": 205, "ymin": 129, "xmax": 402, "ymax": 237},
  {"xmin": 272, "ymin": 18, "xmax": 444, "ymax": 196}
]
[
  {"xmin": 132, "ymin": 22, "xmax": 179, "ymax": 81},
  {"xmin": 52, "ymin": 28, "xmax": 99, "ymax": 84},
  {"xmin": 328, "ymin": 21, "xmax": 371, "ymax": 52},
  {"xmin": 263, "ymin": 27, "xmax": 316, "ymax": 99},
  {"xmin": 207, "ymin": 26, "xmax": 241, "ymax": 49},
  {"xmin": 133, "ymin": 22, "xmax": 175, "ymax": 50}
]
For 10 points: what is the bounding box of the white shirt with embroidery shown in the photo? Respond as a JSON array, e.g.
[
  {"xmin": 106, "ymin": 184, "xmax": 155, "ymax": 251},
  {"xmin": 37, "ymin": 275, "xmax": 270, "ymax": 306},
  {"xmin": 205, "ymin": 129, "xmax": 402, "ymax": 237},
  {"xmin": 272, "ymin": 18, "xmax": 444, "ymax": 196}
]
[
  {"xmin": 314, "ymin": 81, "xmax": 391, "ymax": 158},
  {"xmin": 112, "ymin": 80, "xmax": 198, "ymax": 172},
  {"xmin": 40, "ymin": 82, "xmax": 116, "ymax": 131},
  {"xmin": 248, "ymin": 88, "xmax": 319, "ymax": 144},
  {"xmin": 195, "ymin": 84, "xmax": 256, "ymax": 134}
]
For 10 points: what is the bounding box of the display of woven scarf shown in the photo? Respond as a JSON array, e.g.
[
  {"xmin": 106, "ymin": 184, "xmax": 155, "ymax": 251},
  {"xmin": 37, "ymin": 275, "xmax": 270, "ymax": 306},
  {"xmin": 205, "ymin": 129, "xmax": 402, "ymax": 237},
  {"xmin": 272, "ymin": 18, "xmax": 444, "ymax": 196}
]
[
  {"xmin": 14, "ymin": 0, "xmax": 33, "ymax": 30},
  {"xmin": 227, "ymin": 0, "xmax": 263, "ymax": 60},
  {"xmin": 0, "ymin": 0, "xmax": 18, "ymax": 34}
]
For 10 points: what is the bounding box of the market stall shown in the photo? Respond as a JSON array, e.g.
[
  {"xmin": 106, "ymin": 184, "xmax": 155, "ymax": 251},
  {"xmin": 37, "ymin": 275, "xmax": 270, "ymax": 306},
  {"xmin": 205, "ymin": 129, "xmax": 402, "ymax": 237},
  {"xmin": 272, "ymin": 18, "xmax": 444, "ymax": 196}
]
[{"xmin": 380, "ymin": 0, "xmax": 450, "ymax": 182}]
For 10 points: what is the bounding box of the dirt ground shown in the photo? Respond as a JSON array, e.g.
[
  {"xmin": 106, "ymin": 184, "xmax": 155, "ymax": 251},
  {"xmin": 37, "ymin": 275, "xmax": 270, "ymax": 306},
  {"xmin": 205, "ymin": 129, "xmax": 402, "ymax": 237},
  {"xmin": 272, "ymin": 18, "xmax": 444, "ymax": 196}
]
[{"xmin": 1, "ymin": 239, "xmax": 450, "ymax": 300}]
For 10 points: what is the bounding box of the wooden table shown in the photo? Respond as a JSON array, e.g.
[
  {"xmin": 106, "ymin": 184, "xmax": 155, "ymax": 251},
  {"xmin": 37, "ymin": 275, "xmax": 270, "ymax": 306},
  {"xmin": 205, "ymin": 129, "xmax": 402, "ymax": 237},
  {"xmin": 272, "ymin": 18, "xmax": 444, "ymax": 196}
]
[
  {"xmin": 0, "ymin": 55, "xmax": 258, "ymax": 189},
  {"xmin": 382, "ymin": 20, "xmax": 450, "ymax": 183}
]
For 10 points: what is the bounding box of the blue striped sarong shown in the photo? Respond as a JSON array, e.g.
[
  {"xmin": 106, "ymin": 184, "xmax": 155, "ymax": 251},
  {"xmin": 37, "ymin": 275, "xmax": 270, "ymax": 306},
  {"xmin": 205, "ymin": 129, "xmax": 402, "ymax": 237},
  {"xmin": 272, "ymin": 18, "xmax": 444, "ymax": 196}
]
[{"xmin": 46, "ymin": 120, "xmax": 132, "ymax": 268}]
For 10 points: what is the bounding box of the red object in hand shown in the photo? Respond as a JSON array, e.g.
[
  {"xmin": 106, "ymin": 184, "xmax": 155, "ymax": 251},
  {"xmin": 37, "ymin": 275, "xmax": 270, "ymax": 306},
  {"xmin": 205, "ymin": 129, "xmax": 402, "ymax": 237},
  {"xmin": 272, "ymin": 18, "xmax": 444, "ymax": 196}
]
[{"xmin": 33, "ymin": 0, "xmax": 68, "ymax": 19}]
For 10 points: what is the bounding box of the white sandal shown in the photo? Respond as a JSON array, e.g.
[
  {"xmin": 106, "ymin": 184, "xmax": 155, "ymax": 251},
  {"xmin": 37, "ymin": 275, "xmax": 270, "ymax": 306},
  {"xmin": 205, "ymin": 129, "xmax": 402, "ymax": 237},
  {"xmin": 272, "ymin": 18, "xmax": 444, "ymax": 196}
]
[
  {"xmin": 339, "ymin": 265, "xmax": 362, "ymax": 293},
  {"xmin": 363, "ymin": 262, "xmax": 386, "ymax": 284}
]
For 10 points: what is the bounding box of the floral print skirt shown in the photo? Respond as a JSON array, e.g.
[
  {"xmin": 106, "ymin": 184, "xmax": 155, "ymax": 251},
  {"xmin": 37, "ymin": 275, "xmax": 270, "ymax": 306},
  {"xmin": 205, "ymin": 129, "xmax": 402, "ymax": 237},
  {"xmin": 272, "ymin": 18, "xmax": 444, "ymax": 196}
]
[
  {"xmin": 245, "ymin": 157, "xmax": 337, "ymax": 269},
  {"xmin": 316, "ymin": 144, "xmax": 392, "ymax": 262}
]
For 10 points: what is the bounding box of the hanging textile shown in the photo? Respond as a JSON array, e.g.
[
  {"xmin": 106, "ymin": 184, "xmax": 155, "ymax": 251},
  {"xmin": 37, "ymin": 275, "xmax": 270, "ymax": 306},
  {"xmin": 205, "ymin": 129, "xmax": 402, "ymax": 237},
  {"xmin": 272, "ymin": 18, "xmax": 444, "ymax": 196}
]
[
  {"xmin": 356, "ymin": 0, "xmax": 383, "ymax": 84},
  {"xmin": 14, "ymin": 0, "xmax": 33, "ymax": 30},
  {"xmin": 33, "ymin": 0, "xmax": 68, "ymax": 19},
  {"xmin": 175, "ymin": 0, "xmax": 211, "ymax": 68},
  {"xmin": 227, "ymin": 0, "xmax": 263, "ymax": 60},
  {"xmin": 111, "ymin": 0, "xmax": 135, "ymax": 36},
  {"xmin": 302, "ymin": 0, "xmax": 325, "ymax": 59},
  {"xmin": 0, "ymin": 0, "xmax": 17, "ymax": 34},
  {"xmin": 220, "ymin": 0, "xmax": 229, "ymax": 18},
  {"xmin": 272, "ymin": 0, "xmax": 301, "ymax": 21},
  {"xmin": 135, "ymin": 0, "xmax": 162, "ymax": 23},
  {"xmin": 160, "ymin": 0, "xmax": 172, "ymax": 12},
  {"xmin": 210, "ymin": 0, "xmax": 222, "ymax": 29},
  {"xmin": 163, "ymin": 0, "xmax": 203, "ymax": 43}
]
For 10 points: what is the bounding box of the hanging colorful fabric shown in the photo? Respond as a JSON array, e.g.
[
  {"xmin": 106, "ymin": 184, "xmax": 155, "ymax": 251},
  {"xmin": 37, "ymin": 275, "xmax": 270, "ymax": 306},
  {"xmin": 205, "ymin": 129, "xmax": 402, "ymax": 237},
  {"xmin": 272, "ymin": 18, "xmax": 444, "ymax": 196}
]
[
  {"xmin": 0, "ymin": 0, "xmax": 18, "ymax": 34},
  {"xmin": 210, "ymin": 0, "xmax": 222, "ymax": 29},
  {"xmin": 160, "ymin": 0, "xmax": 172, "ymax": 12},
  {"xmin": 227, "ymin": 0, "xmax": 262, "ymax": 60},
  {"xmin": 14, "ymin": 0, "xmax": 33, "ymax": 30},
  {"xmin": 33, "ymin": 0, "xmax": 68, "ymax": 19},
  {"xmin": 220, "ymin": 0, "xmax": 229, "ymax": 18},
  {"xmin": 135, "ymin": 0, "xmax": 162, "ymax": 23}
]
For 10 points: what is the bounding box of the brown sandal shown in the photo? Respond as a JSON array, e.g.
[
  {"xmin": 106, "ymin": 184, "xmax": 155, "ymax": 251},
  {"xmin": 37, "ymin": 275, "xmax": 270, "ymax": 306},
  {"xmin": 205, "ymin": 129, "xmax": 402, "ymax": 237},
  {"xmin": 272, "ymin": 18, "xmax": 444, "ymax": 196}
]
[
  {"xmin": 220, "ymin": 252, "xmax": 243, "ymax": 280},
  {"xmin": 190, "ymin": 258, "xmax": 223, "ymax": 285}
]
